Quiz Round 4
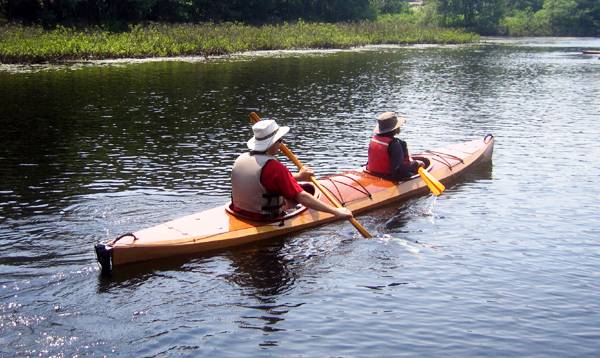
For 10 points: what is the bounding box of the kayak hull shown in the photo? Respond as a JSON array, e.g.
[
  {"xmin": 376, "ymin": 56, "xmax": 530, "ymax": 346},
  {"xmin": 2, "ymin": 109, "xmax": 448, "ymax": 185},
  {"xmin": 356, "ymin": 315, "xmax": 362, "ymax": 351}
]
[{"xmin": 95, "ymin": 134, "xmax": 494, "ymax": 273}]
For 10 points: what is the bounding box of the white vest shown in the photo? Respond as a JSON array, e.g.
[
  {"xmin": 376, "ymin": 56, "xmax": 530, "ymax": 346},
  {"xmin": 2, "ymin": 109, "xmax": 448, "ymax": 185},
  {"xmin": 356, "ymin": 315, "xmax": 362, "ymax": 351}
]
[{"xmin": 231, "ymin": 152, "xmax": 285, "ymax": 217}]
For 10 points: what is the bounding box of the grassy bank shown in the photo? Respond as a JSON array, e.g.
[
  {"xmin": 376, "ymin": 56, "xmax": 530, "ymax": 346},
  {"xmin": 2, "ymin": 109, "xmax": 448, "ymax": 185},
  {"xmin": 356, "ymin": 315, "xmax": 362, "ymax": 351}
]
[{"xmin": 0, "ymin": 20, "xmax": 478, "ymax": 64}]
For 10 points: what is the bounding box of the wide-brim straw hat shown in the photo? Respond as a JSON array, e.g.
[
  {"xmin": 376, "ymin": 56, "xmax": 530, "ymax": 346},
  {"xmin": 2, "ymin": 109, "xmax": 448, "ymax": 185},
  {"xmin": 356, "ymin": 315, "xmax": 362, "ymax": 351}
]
[
  {"xmin": 247, "ymin": 119, "xmax": 290, "ymax": 152},
  {"xmin": 374, "ymin": 112, "xmax": 406, "ymax": 134}
]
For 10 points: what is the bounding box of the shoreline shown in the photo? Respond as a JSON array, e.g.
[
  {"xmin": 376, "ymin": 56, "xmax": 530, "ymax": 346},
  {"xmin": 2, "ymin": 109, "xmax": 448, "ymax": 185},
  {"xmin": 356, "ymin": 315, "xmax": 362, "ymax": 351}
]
[
  {"xmin": 0, "ymin": 43, "xmax": 479, "ymax": 73},
  {"xmin": 4, "ymin": 36, "xmax": 598, "ymax": 73}
]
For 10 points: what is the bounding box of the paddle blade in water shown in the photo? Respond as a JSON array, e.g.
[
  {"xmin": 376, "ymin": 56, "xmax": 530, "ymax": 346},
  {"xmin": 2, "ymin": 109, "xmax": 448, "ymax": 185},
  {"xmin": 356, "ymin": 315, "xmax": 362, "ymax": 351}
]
[{"xmin": 418, "ymin": 167, "xmax": 445, "ymax": 196}]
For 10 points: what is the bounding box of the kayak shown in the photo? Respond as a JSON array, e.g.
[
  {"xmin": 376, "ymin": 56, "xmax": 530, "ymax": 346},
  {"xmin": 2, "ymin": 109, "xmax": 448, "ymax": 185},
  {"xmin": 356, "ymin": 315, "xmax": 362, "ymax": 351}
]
[
  {"xmin": 95, "ymin": 134, "xmax": 494, "ymax": 273},
  {"xmin": 582, "ymin": 50, "xmax": 600, "ymax": 55}
]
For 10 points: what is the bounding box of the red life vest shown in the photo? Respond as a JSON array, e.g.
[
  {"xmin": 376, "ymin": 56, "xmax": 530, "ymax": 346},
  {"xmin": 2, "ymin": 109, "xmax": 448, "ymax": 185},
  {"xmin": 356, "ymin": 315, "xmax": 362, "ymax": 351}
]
[{"xmin": 367, "ymin": 135, "xmax": 410, "ymax": 175}]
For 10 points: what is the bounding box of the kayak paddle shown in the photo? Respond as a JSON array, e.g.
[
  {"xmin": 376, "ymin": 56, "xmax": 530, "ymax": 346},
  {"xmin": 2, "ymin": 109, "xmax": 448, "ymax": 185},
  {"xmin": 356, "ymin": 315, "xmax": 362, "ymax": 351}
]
[
  {"xmin": 418, "ymin": 167, "xmax": 445, "ymax": 196},
  {"xmin": 249, "ymin": 112, "xmax": 372, "ymax": 238}
]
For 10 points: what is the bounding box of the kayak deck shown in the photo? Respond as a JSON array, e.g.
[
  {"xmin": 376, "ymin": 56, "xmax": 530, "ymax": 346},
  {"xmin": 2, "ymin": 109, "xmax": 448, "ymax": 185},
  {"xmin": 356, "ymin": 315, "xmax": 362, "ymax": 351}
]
[{"xmin": 95, "ymin": 134, "xmax": 494, "ymax": 273}]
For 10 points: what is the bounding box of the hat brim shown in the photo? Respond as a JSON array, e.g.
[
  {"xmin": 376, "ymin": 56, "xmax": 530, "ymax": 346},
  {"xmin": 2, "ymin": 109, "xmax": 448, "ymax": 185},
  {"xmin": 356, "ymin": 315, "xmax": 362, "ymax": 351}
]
[
  {"xmin": 373, "ymin": 117, "xmax": 406, "ymax": 134},
  {"xmin": 247, "ymin": 126, "xmax": 290, "ymax": 151}
]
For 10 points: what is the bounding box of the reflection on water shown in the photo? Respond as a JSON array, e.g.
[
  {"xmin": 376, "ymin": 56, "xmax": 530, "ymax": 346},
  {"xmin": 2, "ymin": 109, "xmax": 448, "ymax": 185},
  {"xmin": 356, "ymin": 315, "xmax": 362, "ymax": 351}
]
[
  {"xmin": 225, "ymin": 245, "xmax": 296, "ymax": 300},
  {"xmin": 225, "ymin": 244, "xmax": 299, "ymax": 336},
  {"xmin": 2, "ymin": 38, "xmax": 600, "ymax": 356}
]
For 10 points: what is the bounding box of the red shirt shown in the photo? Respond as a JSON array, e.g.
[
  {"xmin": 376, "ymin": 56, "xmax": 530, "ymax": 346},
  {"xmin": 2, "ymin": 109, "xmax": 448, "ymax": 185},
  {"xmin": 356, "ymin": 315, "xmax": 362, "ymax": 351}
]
[{"xmin": 260, "ymin": 160, "xmax": 303, "ymax": 199}]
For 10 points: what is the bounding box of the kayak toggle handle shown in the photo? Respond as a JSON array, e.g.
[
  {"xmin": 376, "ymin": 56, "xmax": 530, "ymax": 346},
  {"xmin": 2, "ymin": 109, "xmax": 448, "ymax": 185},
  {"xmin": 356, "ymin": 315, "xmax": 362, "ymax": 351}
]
[
  {"xmin": 484, "ymin": 133, "xmax": 494, "ymax": 143},
  {"xmin": 109, "ymin": 233, "xmax": 138, "ymax": 245}
]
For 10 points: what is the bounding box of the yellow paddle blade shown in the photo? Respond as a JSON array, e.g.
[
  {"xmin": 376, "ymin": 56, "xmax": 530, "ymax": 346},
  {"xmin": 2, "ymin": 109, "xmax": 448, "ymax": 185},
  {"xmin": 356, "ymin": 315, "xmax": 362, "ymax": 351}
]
[
  {"xmin": 422, "ymin": 175, "xmax": 442, "ymax": 196},
  {"xmin": 418, "ymin": 167, "xmax": 445, "ymax": 196},
  {"xmin": 427, "ymin": 171, "xmax": 446, "ymax": 193}
]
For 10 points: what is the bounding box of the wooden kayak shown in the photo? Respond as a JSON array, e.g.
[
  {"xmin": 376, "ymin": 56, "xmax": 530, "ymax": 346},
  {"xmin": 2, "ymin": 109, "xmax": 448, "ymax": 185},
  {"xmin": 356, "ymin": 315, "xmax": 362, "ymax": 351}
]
[{"xmin": 95, "ymin": 134, "xmax": 494, "ymax": 273}]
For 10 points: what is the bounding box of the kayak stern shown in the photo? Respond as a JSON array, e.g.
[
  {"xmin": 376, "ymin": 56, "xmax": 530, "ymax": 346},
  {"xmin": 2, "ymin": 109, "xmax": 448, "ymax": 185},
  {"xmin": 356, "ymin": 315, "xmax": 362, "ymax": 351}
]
[{"xmin": 95, "ymin": 243, "xmax": 113, "ymax": 275}]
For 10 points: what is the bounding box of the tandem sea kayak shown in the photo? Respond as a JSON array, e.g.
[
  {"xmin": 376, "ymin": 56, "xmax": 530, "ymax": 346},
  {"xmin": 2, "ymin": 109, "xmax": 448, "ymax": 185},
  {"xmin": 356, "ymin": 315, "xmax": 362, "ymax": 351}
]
[{"xmin": 95, "ymin": 134, "xmax": 494, "ymax": 274}]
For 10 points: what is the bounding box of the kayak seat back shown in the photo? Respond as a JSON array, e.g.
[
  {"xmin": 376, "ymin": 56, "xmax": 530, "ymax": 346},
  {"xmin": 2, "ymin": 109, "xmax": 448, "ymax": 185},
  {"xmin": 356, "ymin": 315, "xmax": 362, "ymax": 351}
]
[{"xmin": 226, "ymin": 182, "xmax": 318, "ymax": 222}]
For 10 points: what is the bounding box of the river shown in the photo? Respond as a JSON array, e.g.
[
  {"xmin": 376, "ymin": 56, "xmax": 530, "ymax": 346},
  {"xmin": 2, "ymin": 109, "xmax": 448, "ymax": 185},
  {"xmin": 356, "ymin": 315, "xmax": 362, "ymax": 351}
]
[{"xmin": 1, "ymin": 37, "xmax": 599, "ymax": 357}]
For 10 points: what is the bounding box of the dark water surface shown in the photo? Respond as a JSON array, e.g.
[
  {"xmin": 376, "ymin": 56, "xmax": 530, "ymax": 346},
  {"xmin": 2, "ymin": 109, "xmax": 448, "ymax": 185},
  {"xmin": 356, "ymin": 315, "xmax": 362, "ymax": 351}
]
[{"xmin": 1, "ymin": 38, "xmax": 600, "ymax": 356}]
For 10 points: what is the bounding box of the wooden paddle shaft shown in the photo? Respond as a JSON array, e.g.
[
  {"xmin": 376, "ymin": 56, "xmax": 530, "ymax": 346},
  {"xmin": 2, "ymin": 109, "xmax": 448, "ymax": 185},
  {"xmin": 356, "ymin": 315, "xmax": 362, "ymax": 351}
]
[
  {"xmin": 279, "ymin": 145, "xmax": 371, "ymax": 237},
  {"xmin": 249, "ymin": 112, "xmax": 372, "ymax": 238}
]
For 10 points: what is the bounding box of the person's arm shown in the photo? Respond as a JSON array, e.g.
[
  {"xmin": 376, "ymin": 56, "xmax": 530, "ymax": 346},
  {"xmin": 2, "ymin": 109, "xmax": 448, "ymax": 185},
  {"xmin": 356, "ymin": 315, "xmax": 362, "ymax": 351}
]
[
  {"xmin": 263, "ymin": 161, "xmax": 351, "ymax": 218},
  {"xmin": 388, "ymin": 140, "xmax": 413, "ymax": 179},
  {"xmin": 293, "ymin": 166, "xmax": 314, "ymax": 182},
  {"xmin": 404, "ymin": 141, "xmax": 425, "ymax": 171},
  {"xmin": 295, "ymin": 191, "xmax": 352, "ymax": 219},
  {"xmin": 262, "ymin": 160, "xmax": 304, "ymax": 199}
]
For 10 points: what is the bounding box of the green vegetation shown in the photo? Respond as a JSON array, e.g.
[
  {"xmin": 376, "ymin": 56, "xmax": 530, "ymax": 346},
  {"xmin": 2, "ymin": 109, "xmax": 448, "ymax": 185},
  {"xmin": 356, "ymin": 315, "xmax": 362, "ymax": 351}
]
[
  {"xmin": 429, "ymin": 0, "xmax": 600, "ymax": 36},
  {"xmin": 498, "ymin": 0, "xmax": 600, "ymax": 36},
  {"xmin": 1, "ymin": 0, "xmax": 380, "ymax": 26},
  {"xmin": 2, "ymin": 0, "xmax": 598, "ymax": 37},
  {"xmin": 1, "ymin": 0, "xmax": 598, "ymax": 63},
  {"xmin": 0, "ymin": 20, "xmax": 478, "ymax": 64}
]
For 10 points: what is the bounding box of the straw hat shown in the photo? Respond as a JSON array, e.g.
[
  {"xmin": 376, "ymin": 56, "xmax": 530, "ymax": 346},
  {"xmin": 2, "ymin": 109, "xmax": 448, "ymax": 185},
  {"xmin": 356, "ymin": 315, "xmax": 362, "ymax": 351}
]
[
  {"xmin": 247, "ymin": 119, "xmax": 290, "ymax": 151},
  {"xmin": 374, "ymin": 112, "xmax": 406, "ymax": 134}
]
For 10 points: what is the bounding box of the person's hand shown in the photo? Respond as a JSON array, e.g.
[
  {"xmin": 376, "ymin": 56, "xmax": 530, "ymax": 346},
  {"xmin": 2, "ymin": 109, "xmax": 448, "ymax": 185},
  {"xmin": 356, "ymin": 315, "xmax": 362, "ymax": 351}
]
[
  {"xmin": 412, "ymin": 160, "xmax": 425, "ymax": 169},
  {"xmin": 297, "ymin": 166, "xmax": 315, "ymax": 181},
  {"xmin": 333, "ymin": 207, "xmax": 353, "ymax": 219}
]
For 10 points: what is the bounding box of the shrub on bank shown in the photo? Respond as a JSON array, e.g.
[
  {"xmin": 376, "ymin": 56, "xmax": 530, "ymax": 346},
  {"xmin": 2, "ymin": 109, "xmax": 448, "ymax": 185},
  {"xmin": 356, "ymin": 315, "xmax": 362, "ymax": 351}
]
[
  {"xmin": 499, "ymin": 9, "xmax": 552, "ymax": 36},
  {"xmin": 0, "ymin": 21, "xmax": 478, "ymax": 64}
]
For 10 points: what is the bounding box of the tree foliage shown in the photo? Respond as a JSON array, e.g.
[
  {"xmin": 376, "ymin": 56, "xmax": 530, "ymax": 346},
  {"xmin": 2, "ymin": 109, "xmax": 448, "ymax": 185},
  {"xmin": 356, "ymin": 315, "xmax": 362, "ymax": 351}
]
[
  {"xmin": 434, "ymin": 0, "xmax": 507, "ymax": 34},
  {"xmin": 430, "ymin": 0, "xmax": 600, "ymax": 36},
  {"xmin": 370, "ymin": 0, "xmax": 411, "ymax": 15},
  {"xmin": 0, "ymin": 0, "xmax": 376, "ymax": 27},
  {"xmin": 1, "ymin": 0, "xmax": 598, "ymax": 36}
]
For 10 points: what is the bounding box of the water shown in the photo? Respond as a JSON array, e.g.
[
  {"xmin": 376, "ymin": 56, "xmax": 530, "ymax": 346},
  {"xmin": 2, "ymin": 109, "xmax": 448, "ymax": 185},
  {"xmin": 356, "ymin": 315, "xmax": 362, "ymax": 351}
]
[{"xmin": 1, "ymin": 38, "xmax": 600, "ymax": 356}]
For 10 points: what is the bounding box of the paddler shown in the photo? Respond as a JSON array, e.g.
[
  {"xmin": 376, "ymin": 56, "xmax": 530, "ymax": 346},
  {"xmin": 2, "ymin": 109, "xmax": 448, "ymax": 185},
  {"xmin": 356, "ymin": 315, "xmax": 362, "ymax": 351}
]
[
  {"xmin": 231, "ymin": 119, "xmax": 353, "ymax": 220},
  {"xmin": 366, "ymin": 112, "xmax": 424, "ymax": 180}
]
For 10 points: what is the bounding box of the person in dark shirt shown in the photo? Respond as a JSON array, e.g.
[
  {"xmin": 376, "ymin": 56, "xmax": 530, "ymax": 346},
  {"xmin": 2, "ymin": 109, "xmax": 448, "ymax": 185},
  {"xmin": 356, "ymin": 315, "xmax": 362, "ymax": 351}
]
[{"xmin": 366, "ymin": 112, "xmax": 423, "ymax": 181}]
